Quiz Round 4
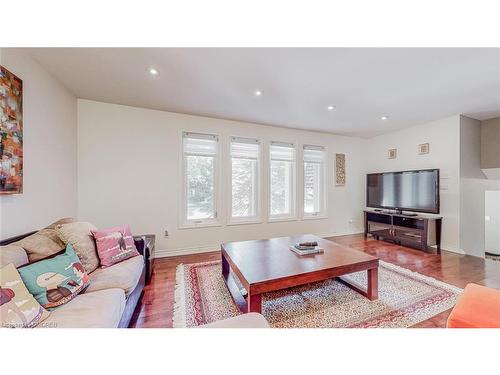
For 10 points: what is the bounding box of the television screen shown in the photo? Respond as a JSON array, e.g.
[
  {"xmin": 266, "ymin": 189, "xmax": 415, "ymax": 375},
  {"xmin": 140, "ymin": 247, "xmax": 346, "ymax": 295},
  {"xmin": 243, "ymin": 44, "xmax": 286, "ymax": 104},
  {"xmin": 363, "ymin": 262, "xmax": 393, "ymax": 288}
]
[{"xmin": 367, "ymin": 169, "xmax": 439, "ymax": 214}]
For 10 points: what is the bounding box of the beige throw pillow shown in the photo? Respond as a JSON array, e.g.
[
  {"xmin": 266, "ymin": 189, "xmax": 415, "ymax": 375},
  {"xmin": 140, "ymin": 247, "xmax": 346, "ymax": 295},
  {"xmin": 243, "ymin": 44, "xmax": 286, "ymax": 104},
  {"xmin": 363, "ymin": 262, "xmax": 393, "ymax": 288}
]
[
  {"xmin": 55, "ymin": 222, "xmax": 100, "ymax": 273},
  {"xmin": 13, "ymin": 218, "xmax": 77, "ymax": 262},
  {"xmin": 0, "ymin": 244, "xmax": 29, "ymax": 268}
]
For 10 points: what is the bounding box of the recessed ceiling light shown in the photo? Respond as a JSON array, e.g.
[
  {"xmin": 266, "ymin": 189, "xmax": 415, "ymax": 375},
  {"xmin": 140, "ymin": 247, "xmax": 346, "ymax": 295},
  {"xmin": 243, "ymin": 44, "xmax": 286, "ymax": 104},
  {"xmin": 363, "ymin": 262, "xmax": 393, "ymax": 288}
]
[
  {"xmin": 254, "ymin": 90, "xmax": 263, "ymax": 96},
  {"xmin": 327, "ymin": 105, "xmax": 335, "ymax": 111},
  {"xmin": 381, "ymin": 116, "xmax": 389, "ymax": 120},
  {"xmin": 149, "ymin": 68, "xmax": 159, "ymax": 76}
]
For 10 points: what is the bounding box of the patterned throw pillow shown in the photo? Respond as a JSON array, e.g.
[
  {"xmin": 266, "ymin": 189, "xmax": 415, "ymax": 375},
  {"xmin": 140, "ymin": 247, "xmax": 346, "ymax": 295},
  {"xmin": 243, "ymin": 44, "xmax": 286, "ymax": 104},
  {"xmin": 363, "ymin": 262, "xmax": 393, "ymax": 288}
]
[
  {"xmin": 92, "ymin": 225, "xmax": 140, "ymax": 268},
  {"xmin": 17, "ymin": 244, "xmax": 91, "ymax": 310},
  {"xmin": 1, "ymin": 263, "xmax": 50, "ymax": 328}
]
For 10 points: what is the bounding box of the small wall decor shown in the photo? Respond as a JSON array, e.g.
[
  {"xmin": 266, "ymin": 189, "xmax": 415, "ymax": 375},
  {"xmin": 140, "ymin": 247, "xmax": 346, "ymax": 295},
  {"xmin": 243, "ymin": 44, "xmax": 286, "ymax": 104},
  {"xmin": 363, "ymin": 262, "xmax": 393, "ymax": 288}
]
[
  {"xmin": 418, "ymin": 143, "xmax": 429, "ymax": 155},
  {"xmin": 335, "ymin": 153, "xmax": 346, "ymax": 186},
  {"xmin": 388, "ymin": 148, "xmax": 397, "ymax": 159},
  {"xmin": 0, "ymin": 65, "xmax": 23, "ymax": 194}
]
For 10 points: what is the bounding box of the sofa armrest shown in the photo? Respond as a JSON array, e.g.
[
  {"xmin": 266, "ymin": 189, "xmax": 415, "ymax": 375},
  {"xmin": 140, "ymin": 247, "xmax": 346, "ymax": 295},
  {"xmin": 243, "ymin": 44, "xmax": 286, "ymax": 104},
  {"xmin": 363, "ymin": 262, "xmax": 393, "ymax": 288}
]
[
  {"xmin": 133, "ymin": 236, "xmax": 146, "ymax": 257},
  {"xmin": 133, "ymin": 234, "xmax": 154, "ymax": 284}
]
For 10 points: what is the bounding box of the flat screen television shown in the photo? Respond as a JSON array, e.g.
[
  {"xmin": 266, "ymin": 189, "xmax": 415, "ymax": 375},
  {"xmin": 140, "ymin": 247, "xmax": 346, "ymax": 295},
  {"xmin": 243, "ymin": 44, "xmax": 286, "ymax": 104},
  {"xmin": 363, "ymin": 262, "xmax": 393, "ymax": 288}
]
[{"xmin": 366, "ymin": 169, "xmax": 440, "ymax": 214}]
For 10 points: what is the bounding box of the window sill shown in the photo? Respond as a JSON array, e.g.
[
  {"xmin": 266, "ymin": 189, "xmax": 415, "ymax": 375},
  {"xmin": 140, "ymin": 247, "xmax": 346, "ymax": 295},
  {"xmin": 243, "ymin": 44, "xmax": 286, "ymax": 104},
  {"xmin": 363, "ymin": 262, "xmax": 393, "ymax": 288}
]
[
  {"xmin": 268, "ymin": 217, "xmax": 298, "ymax": 223},
  {"xmin": 227, "ymin": 219, "xmax": 263, "ymax": 226},
  {"xmin": 302, "ymin": 215, "xmax": 328, "ymax": 221},
  {"xmin": 179, "ymin": 222, "xmax": 222, "ymax": 230}
]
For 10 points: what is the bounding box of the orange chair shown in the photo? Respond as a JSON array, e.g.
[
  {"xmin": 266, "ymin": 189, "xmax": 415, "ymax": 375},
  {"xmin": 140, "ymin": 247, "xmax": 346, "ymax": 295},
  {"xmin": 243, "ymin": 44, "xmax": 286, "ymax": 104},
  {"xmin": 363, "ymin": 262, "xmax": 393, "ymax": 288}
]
[{"xmin": 447, "ymin": 283, "xmax": 500, "ymax": 328}]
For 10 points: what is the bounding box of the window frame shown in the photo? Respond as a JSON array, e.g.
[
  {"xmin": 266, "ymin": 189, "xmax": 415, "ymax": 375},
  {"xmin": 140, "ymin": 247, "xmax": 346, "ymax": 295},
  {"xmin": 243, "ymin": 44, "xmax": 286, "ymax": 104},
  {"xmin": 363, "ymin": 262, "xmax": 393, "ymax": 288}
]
[
  {"xmin": 227, "ymin": 136, "xmax": 262, "ymax": 225},
  {"xmin": 268, "ymin": 141, "xmax": 297, "ymax": 222},
  {"xmin": 302, "ymin": 144, "xmax": 328, "ymax": 220},
  {"xmin": 179, "ymin": 131, "xmax": 222, "ymax": 229}
]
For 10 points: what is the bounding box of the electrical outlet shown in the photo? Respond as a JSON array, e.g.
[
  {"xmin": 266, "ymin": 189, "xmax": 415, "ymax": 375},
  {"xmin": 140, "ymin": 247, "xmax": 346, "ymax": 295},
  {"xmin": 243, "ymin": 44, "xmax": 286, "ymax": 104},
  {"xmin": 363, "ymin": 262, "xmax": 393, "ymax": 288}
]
[{"xmin": 164, "ymin": 230, "xmax": 169, "ymax": 237}]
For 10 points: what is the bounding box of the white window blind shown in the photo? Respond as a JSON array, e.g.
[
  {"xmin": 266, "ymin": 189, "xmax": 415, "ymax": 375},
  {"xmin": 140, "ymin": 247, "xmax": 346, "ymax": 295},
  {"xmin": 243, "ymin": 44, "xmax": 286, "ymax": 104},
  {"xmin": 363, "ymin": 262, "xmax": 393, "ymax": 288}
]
[
  {"xmin": 230, "ymin": 137, "xmax": 260, "ymax": 159},
  {"xmin": 183, "ymin": 132, "xmax": 218, "ymax": 155},
  {"xmin": 303, "ymin": 145, "xmax": 326, "ymax": 163},
  {"xmin": 270, "ymin": 142, "xmax": 295, "ymax": 161}
]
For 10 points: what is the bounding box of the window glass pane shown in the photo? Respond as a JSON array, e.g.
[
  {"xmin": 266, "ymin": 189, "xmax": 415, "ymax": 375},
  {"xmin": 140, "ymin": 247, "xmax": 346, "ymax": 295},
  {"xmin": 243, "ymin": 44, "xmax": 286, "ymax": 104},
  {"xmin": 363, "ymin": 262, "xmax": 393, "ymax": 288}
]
[
  {"xmin": 183, "ymin": 132, "xmax": 218, "ymax": 223},
  {"xmin": 231, "ymin": 158, "xmax": 258, "ymax": 217},
  {"xmin": 304, "ymin": 162, "xmax": 322, "ymax": 213},
  {"xmin": 186, "ymin": 155, "xmax": 215, "ymax": 220},
  {"xmin": 270, "ymin": 143, "xmax": 295, "ymax": 217},
  {"xmin": 303, "ymin": 145, "xmax": 325, "ymax": 215},
  {"xmin": 270, "ymin": 160, "xmax": 293, "ymax": 215},
  {"xmin": 231, "ymin": 139, "xmax": 259, "ymax": 219}
]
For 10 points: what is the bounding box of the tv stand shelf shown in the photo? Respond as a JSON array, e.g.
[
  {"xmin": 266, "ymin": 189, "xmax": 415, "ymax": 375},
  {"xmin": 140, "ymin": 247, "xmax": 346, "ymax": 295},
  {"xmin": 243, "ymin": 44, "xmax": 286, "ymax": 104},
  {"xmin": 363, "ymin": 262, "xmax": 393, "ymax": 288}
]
[{"xmin": 364, "ymin": 209, "xmax": 442, "ymax": 253}]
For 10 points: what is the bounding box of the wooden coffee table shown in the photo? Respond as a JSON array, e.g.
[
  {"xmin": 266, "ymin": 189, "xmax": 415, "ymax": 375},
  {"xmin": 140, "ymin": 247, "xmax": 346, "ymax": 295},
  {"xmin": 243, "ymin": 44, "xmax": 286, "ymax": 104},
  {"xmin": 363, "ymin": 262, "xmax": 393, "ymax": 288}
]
[{"xmin": 221, "ymin": 234, "xmax": 379, "ymax": 314}]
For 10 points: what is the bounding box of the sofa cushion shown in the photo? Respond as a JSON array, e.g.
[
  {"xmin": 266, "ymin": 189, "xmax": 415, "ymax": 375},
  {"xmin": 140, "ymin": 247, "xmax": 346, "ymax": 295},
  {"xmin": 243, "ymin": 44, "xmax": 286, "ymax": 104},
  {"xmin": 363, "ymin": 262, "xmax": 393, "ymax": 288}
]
[
  {"xmin": 56, "ymin": 222, "xmax": 100, "ymax": 273},
  {"xmin": 37, "ymin": 288, "xmax": 125, "ymax": 328},
  {"xmin": 92, "ymin": 225, "xmax": 140, "ymax": 268},
  {"xmin": 0, "ymin": 244, "xmax": 29, "ymax": 268},
  {"xmin": 18, "ymin": 245, "xmax": 91, "ymax": 310},
  {"xmin": 1, "ymin": 263, "xmax": 50, "ymax": 328},
  {"xmin": 85, "ymin": 254, "xmax": 144, "ymax": 297},
  {"xmin": 13, "ymin": 218, "xmax": 76, "ymax": 262},
  {"xmin": 200, "ymin": 313, "xmax": 270, "ymax": 328}
]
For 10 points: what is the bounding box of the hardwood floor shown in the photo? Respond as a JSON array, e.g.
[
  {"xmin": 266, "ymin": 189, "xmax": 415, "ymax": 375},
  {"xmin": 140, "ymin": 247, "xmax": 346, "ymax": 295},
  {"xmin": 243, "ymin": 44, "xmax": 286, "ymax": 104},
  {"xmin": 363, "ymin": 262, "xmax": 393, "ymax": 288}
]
[{"xmin": 129, "ymin": 234, "xmax": 500, "ymax": 328}]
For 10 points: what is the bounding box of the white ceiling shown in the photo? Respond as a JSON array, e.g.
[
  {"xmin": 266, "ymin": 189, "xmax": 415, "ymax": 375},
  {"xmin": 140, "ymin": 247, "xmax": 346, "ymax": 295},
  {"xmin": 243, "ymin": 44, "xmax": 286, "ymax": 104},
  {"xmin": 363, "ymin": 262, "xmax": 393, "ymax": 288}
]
[{"xmin": 27, "ymin": 48, "xmax": 500, "ymax": 138}]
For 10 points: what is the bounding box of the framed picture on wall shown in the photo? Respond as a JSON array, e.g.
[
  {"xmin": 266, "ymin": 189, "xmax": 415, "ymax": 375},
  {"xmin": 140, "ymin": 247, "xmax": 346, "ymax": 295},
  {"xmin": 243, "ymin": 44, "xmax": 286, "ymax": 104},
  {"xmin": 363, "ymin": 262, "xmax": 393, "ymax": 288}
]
[
  {"xmin": 418, "ymin": 143, "xmax": 430, "ymax": 155},
  {"xmin": 0, "ymin": 65, "xmax": 23, "ymax": 195},
  {"xmin": 335, "ymin": 153, "xmax": 346, "ymax": 186},
  {"xmin": 388, "ymin": 148, "xmax": 397, "ymax": 159}
]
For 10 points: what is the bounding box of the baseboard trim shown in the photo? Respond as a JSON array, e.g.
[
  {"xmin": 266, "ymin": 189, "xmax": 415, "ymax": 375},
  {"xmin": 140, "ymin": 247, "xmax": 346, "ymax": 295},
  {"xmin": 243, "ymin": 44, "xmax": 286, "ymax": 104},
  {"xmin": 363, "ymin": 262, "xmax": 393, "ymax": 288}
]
[
  {"xmin": 442, "ymin": 247, "xmax": 466, "ymax": 255},
  {"xmin": 154, "ymin": 244, "xmax": 220, "ymax": 258},
  {"xmin": 324, "ymin": 230, "xmax": 365, "ymax": 238},
  {"xmin": 153, "ymin": 232, "xmax": 465, "ymax": 258},
  {"xmin": 153, "ymin": 230, "xmax": 365, "ymax": 258}
]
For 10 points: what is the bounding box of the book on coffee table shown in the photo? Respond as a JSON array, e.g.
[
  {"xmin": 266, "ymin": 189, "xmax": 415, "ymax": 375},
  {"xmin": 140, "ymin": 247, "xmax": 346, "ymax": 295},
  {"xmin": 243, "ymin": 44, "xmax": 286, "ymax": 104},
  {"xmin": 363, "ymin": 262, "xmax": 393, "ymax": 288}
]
[
  {"xmin": 294, "ymin": 241, "xmax": 318, "ymax": 250},
  {"xmin": 289, "ymin": 245, "xmax": 324, "ymax": 256}
]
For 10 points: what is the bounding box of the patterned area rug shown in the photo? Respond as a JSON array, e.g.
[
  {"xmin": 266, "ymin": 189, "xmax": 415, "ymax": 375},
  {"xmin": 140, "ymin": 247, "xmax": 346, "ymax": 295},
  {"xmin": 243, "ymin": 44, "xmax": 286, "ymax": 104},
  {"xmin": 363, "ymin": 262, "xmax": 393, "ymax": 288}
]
[{"xmin": 173, "ymin": 260, "xmax": 462, "ymax": 328}]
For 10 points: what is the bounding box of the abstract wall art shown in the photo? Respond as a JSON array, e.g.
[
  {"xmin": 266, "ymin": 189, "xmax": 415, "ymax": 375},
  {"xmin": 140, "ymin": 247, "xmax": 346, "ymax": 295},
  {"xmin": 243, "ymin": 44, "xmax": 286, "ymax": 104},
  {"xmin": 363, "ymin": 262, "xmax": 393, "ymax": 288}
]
[
  {"xmin": 335, "ymin": 153, "xmax": 346, "ymax": 186},
  {"xmin": 0, "ymin": 65, "xmax": 23, "ymax": 194}
]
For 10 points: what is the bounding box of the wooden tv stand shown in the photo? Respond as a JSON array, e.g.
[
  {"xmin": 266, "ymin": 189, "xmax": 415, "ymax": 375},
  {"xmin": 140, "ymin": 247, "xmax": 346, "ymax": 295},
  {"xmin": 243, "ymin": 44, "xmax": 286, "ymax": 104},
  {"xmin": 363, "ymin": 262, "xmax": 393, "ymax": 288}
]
[{"xmin": 364, "ymin": 209, "xmax": 442, "ymax": 253}]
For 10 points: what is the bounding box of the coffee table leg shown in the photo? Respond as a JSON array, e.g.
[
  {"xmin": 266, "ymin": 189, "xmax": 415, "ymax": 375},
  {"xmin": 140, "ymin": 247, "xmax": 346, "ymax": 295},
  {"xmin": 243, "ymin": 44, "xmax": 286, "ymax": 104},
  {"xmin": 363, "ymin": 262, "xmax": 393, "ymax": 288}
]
[
  {"xmin": 222, "ymin": 251, "xmax": 230, "ymax": 278},
  {"xmin": 247, "ymin": 291, "xmax": 262, "ymax": 314},
  {"xmin": 367, "ymin": 267, "xmax": 378, "ymax": 300}
]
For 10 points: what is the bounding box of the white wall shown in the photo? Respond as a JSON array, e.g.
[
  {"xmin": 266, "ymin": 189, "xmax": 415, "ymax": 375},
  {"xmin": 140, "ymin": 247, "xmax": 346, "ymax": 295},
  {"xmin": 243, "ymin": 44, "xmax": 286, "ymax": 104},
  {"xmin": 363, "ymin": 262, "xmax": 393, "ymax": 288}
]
[
  {"xmin": 485, "ymin": 191, "xmax": 500, "ymax": 254},
  {"xmin": 367, "ymin": 116, "xmax": 462, "ymax": 252},
  {"xmin": 77, "ymin": 100, "xmax": 369, "ymax": 256},
  {"xmin": 460, "ymin": 116, "xmax": 500, "ymax": 257},
  {"xmin": 481, "ymin": 117, "xmax": 500, "ymax": 169},
  {"xmin": 0, "ymin": 49, "xmax": 78, "ymax": 239}
]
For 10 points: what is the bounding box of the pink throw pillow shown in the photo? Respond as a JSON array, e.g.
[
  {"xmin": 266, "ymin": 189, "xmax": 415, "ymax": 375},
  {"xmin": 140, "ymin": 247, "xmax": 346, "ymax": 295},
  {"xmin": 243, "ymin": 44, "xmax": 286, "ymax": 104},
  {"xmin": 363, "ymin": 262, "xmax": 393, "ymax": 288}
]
[{"xmin": 92, "ymin": 225, "xmax": 140, "ymax": 268}]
